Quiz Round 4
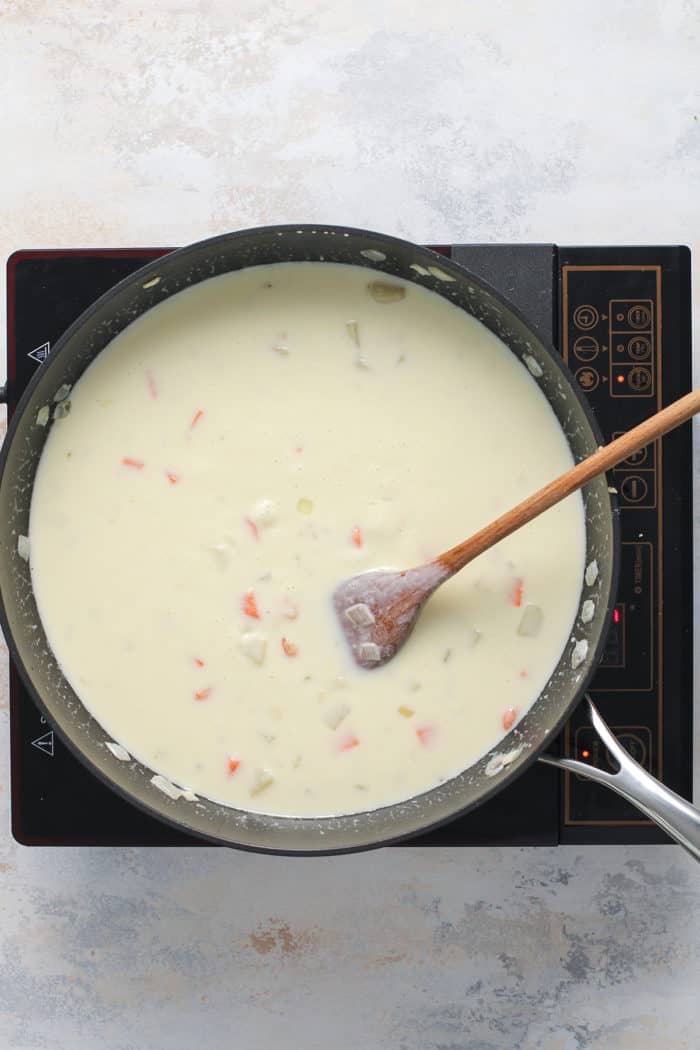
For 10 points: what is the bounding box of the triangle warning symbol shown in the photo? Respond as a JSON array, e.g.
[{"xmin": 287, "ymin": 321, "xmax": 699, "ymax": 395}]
[
  {"xmin": 31, "ymin": 730, "xmax": 55, "ymax": 757},
  {"xmin": 28, "ymin": 341, "xmax": 51, "ymax": 364}
]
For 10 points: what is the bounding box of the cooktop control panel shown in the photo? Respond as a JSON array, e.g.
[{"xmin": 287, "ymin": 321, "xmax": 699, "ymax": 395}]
[{"xmin": 557, "ymin": 251, "xmax": 691, "ymax": 834}]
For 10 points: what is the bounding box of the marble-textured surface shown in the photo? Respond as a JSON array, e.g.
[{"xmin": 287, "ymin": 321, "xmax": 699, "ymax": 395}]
[{"xmin": 1, "ymin": 2, "xmax": 699, "ymax": 1047}]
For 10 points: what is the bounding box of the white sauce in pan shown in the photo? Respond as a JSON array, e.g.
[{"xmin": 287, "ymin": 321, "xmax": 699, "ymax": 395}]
[{"xmin": 29, "ymin": 262, "xmax": 585, "ymax": 816}]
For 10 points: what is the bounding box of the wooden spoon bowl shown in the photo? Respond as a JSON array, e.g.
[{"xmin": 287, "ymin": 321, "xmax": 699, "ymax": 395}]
[{"xmin": 334, "ymin": 388, "xmax": 700, "ymax": 670}]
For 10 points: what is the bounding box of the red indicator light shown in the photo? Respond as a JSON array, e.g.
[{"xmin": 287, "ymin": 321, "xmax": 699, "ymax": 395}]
[
  {"xmin": 613, "ymin": 608, "xmax": 620, "ymax": 624},
  {"xmin": 617, "ymin": 374, "xmax": 625, "ymax": 384},
  {"xmin": 581, "ymin": 749, "xmax": 590, "ymax": 759}
]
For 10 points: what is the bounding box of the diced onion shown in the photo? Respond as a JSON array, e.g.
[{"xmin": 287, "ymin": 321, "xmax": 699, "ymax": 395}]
[
  {"xmin": 360, "ymin": 248, "xmax": 386, "ymax": 262},
  {"xmin": 54, "ymin": 401, "xmax": 71, "ymax": 420},
  {"xmin": 36, "ymin": 405, "xmax": 50, "ymax": 426},
  {"xmin": 150, "ymin": 775, "xmax": 182, "ymax": 800},
  {"xmin": 517, "ymin": 604, "xmax": 543, "ymax": 638},
  {"xmin": 323, "ymin": 702, "xmax": 351, "ymax": 730},
  {"xmin": 427, "ymin": 265, "xmax": 456, "ymax": 282},
  {"xmin": 344, "ymin": 603, "xmax": 375, "ymax": 627},
  {"xmin": 250, "ymin": 768, "xmax": 274, "ymax": 796},
  {"xmin": 150, "ymin": 774, "xmax": 197, "ymax": 802},
  {"xmin": 465, "ymin": 627, "xmax": 482, "ymax": 649},
  {"xmin": 357, "ymin": 642, "xmax": 381, "ymax": 662},
  {"xmin": 571, "ymin": 638, "xmax": 589, "ymax": 670},
  {"xmin": 585, "ymin": 560, "xmax": 599, "ymax": 587},
  {"xmin": 485, "ymin": 746, "xmax": 523, "ymax": 777},
  {"xmin": 250, "ymin": 498, "xmax": 278, "ymax": 527},
  {"xmin": 345, "ymin": 320, "xmax": 360, "ymax": 346},
  {"xmin": 485, "ymin": 755, "xmax": 505, "ymax": 777},
  {"xmin": 209, "ymin": 543, "xmax": 230, "ymax": 569},
  {"xmin": 239, "ymin": 632, "xmax": 267, "ymax": 665},
  {"xmin": 105, "ymin": 741, "xmax": 130, "ymax": 761},
  {"xmin": 581, "ymin": 599, "xmax": 595, "ymax": 624},
  {"xmin": 367, "ymin": 282, "xmax": 406, "ymax": 304},
  {"xmin": 53, "ymin": 383, "xmax": 72, "ymax": 403},
  {"xmin": 523, "ymin": 355, "xmax": 543, "ymax": 378},
  {"xmin": 17, "ymin": 535, "xmax": 30, "ymax": 561}
]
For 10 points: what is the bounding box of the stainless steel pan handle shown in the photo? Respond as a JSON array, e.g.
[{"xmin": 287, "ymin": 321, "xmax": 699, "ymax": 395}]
[{"xmin": 541, "ymin": 696, "xmax": 700, "ymax": 863}]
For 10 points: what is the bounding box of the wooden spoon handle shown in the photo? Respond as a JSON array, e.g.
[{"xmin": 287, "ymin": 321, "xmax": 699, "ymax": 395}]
[{"xmin": 437, "ymin": 387, "xmax": 700, "ymax": 576}]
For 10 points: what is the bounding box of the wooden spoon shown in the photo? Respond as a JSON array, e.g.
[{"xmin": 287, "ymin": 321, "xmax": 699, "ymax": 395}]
[{"xmin": 334, "ymin": 388, "xmax": 700, "ymax": 670}]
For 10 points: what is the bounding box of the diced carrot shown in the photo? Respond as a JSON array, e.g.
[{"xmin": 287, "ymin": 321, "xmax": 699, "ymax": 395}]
[
  {"xmin": 351, "ymin": 525, "xmax": 363, "ymax": 548},
  {"xmin": 244, "ymin": 516, "xmax": 259, "ymax": 541},
  {"xmin": 519, "ymin": 669, "xmax": 528, "ymax": 679},
  {"xmin": 194, "ymin": 658, "xmax": 205, "ymax": 668},
  {"xmin": 242, "ymin": 589, "xmax": 260, "ymax": 619},
  {"xmin": 281, "ymin": 637, "xmax": 298, "ymax": 657},
  {"xmin": 338, "ymin": 734, "xmax": 360, "ymax": 752},
  {"xmin": 295, "ymin": 445, "xmax": 303, "ymax": 454},
  {"xmin": 166, "ymin": 472, "xmax": 180, "ymax": 485},
  {"xmin": 416, "ymin": 726, "xmax": 434, "ymax": 746},
  {"xmin": 228, "ymin": 757, "xmax": 240, "ymax": 775},
  {"xmin": 509, "ymin": 577, "xmax": 524, "ymax": 607},
  {"xmin": 122, "ymin": 457, "xmax": 144, "ymax": 469},
  {"xmin": 190, "ymin": 409, "xmax": 204, "ymax": 430},
  {"xmin": 146, "ymin": 371, "xmax": 158, "ymax": 399},
  {"xmin": 281, "ymin": 596, "xmax": 299, "ymax": 620},
  {"xmin": 502, "ymin": 706, "xmax": 518, "ymax": 731},
  {"xmin": 194, "ymin": 687, "xmax": 212, "ymax": 701}
]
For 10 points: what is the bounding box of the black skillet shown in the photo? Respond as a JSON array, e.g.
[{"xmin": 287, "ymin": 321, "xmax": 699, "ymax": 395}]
[{"xmin": 1, "ymin": 225, "xmax": 698, "ymax": 856}]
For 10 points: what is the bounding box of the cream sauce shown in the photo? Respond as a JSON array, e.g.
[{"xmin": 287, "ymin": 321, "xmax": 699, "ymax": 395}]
[{"xmin": 29, "ymin": 262, "xmax": 585, "ymax": 816}]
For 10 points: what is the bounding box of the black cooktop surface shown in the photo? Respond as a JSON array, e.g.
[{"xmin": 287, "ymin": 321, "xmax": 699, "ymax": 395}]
[{"xmin": 5, "ymin": 243, "xmax": 693, "ymax": 846}]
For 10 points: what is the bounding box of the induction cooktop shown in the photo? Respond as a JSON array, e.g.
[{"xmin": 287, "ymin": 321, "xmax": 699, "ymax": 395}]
[{"xmin": 4, "ymin": 243, "xmax": 693, "ymax": 846}]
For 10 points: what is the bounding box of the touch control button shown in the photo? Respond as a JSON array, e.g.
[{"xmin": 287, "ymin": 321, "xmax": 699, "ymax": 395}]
[
  {"xmin": 574, "ymin": 726, "xmax": 651, "ymax": 773},
  {"xmin": 573, "ymin": 305, "xmax": 599, "ymax": 330},
  {"xmin": 624, "ymin": 447, "xmax": 648, "ymax": 467},
  {"xmin": 573, "ymin": 335, "xmax": 599, "ymax": 362},
  {"xmin": 628, "ymin": 336, "xmax": 651, "ymax": 360},
  {"xmin": 616, "ymin": 732, "xmax": 648, "ymax": 768},
  {"xmin": 620, "ymin": 475, "xmax": 648, "ymax": 503},
  {"xmin": 628, "ymin": 366, "xmax": 652, "ymax": 392},
  {"xmin": 627, "ymin": 304, "xmax": 652, "ymax": 329},
  {"xmin": 574, "ymin": 366, "xmax": 600, "ymax": 392}
]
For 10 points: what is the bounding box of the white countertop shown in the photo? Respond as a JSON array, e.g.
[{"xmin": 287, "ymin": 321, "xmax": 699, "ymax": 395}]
[{"xmin": 1, "ymin": 3, "xmax": 698, "ymax": 1047}]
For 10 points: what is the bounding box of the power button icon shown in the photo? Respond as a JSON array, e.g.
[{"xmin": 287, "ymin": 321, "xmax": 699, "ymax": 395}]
[{"xmin": 620, "ymin": 475, "xmax": 649, "ymax": 504}]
